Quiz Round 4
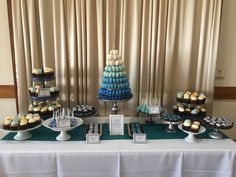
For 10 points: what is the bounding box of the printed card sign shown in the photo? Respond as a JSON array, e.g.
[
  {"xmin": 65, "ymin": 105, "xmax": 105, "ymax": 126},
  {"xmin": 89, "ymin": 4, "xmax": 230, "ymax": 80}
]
[
  {"xmin": 133, "ymin": 133, "xmax": 147, "ymax": 144},
  {"xmin": 57, "ymin": 118, "xmax": 70, "ymax": 128},
  {"xmin": 86, "ymin": 133, "xmax": 100, "ymax": 144},
  {"xmin": 109, "ymin": 114, "xmax": 124, "ymax": 135},
  {"xmin": 149, "ymin": 105, "xmax": 160, "ymax": 114},
  {"xmin": 38, "ymin": 88, "xmax": 50, "ymax": 97}
]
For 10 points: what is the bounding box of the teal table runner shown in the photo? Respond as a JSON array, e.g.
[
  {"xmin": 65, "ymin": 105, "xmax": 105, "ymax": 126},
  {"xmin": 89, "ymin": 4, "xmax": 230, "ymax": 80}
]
[{"xmin": 2, "ymin": 124, "xmax": 226, "ymax": 141}]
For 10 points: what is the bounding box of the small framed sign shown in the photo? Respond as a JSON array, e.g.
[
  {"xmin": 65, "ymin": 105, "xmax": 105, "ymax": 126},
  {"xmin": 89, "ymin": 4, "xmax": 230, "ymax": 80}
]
[
  {"xmin": 109, "ymin": 114, "xmax": 124, "ymax": 135},
  {"xmin": 149, "ymin": 105, "xmax": 160, "ymax": 114},
  {"xmin": 86, "ymin": 133, "xmax": 100, "ymax": 144},
  {"xmin": 57, "ymin": 118, "xmax": 70, "ymax": 128},
  {"xmin": 133, "ymin": 133, "xmax": 147, "ymax": 144},
  {"xmin": 38, "ymin": 88, "xmax": 50, "ymax": 97}
]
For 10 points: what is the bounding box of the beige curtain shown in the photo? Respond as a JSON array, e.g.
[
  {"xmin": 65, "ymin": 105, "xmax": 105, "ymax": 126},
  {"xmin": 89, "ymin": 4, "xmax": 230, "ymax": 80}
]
[{"xmin": 10, "ymin": 0, "xmax": 222, "ymax": 116}]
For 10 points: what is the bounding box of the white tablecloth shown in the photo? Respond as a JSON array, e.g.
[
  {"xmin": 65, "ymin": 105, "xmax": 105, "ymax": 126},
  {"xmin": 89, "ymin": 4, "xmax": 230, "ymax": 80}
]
[{"xmin": 0, "ymin": 139, "xmax": 236, "ymax": 177}]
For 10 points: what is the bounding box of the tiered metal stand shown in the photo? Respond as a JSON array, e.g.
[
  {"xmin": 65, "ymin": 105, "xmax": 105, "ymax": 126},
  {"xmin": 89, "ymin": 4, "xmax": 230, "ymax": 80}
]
[{"xmin": 99, "ymin": 98, "xmax": 132, "ymax": 114}]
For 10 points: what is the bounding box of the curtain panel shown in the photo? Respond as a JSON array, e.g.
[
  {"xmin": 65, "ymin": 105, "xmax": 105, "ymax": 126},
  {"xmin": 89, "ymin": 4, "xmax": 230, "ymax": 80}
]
[{"xmin": 9, "ymin": 0, "xmax": 222, "ymax": 116}]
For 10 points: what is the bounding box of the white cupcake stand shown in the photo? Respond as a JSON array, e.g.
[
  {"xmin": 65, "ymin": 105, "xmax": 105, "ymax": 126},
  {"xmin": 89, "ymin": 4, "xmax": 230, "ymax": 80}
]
[
  {"xmin": 0, "ymin": 123, "xmax": 42, "ymax": 141},
  {"xmin": 178, "ymin": 124, "xmax": 206, "ymax": 143}
]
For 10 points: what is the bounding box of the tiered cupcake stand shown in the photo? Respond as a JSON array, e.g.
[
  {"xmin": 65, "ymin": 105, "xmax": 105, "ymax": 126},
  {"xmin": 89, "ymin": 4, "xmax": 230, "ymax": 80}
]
[{"xmin": 29, "ymin": 69, "xmax": 60, "ymax": 120}]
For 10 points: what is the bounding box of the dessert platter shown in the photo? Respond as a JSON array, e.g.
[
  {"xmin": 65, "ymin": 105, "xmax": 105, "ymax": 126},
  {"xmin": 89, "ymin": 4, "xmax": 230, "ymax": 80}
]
[
  {"xmin": 127, "ymin": 122, "xmax": 145, "ymax": 137},
  {"xmin": 98, "ymin": 50, "xmax": 133, "ymax": 114},
  {"xmin": 72, "ymin": 105, "xmax": 97, "ymax": 118},
  {"xmin": 28, "ymin": 67, "xmax": 61, "ymax": 120},
  {"xmin": 137, "ymin": 97, "xmax": 166, "ymax": 123},
  {"xmin": 178, "ymin": 119, "xmax": 206, "ymax": 143},
  {"xmin": 203, "ymin": 116, "xmax": 233, "ymax": 139},
  {"xmin": 0, "ymin": 113, "xmax": 42, "ymax": 140},
  {"xmin": 85, "ymin": 123, "xmax": 103, "ymax": 137},
  {"xmin": 173, "ymin": 91, "xmax": 207, "ymax": 118},
  {"xmin": 160, "ymin": 113, "xmax": 182, "ymax": 133},
  {"xmin": 43, "ymin": 109, "xmax": 83, "ymax": 141}
]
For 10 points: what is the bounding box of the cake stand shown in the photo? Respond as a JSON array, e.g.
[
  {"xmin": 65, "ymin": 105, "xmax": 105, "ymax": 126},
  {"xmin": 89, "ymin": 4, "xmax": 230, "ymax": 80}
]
[
  {"xmin": 209, "ymin": 129, "xmax": 224, "ymax": 139},
  {"xmin": 43, "ymin": 117, "xmax": 83, "ymax": 141},
  {"xmin": 160, "ymin": 113, "xmax": 182, "ymax": 133},
  {"xmin": 178, "ymin": 124, "xmax": 206, "ymax": 143},
  {"xmin": 162, "ymin": 121, "xmax": 181, "ymax": 133},
  {"xmin": 203, "ymin": 117, "xmax": 233, "ymax": 139},
  {"xmin": 0, "ymin": 122, "xmax": 42, "ymax": 141},
  {"xmin": 99, "ymin": 98, "xmax": 132, "ymax": 114}
]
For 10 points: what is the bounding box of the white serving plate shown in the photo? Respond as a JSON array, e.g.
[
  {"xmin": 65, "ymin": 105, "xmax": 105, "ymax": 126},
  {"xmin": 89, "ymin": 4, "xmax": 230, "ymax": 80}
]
[
  {"xmin": 43, "ymin": 117, "xmax": 83, "ymax": 141},
  {"xmin": 0, "ymin": 121, "xmax": 42, "ymax": 141},
  {"xmin": 178, "ymin": 124, "xmax": 206, "ymax": 143}
]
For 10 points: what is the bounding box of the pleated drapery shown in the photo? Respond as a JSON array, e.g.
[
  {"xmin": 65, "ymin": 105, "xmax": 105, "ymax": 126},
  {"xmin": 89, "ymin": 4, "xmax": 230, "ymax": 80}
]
[{"xmin": 9, "ymin": 0, "xmax": 222, "ymax": 116}]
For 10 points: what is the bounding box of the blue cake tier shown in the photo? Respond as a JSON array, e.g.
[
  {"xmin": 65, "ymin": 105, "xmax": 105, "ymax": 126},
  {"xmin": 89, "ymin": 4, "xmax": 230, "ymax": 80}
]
[
  {"xmin": 104, "ymin": 65, "xmax": 125, "ymax": 72},
  {"xmin": 98, "ymin": 87, "xmax": 133, "ymax": 100},
  {"xmin": 101, "ymin": 83, "xmax": 129, "ymax": 89},
  {"xmin": 99, "ymin": 88, "xmax": 131, "ymax": 96},
  {"xmin": 103, "ymin": 71, "xmax": 127, "ymax": 78},
  {"xmin": 102, "ymin": 77, "xmax": 128, "ymax": 84}
]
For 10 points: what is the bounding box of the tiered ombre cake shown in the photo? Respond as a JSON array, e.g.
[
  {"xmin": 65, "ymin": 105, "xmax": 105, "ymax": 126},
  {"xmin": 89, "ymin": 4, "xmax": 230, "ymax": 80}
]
[{"xmin": 98, "ymin": 50, "xmax": 133, "ymax": 100}]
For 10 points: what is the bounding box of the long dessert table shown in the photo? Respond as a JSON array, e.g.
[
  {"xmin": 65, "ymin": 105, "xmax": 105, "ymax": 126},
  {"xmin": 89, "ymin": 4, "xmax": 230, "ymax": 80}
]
[{"xmin": 0, "ymin": 117, "xmax": 236, "ymax": 177}]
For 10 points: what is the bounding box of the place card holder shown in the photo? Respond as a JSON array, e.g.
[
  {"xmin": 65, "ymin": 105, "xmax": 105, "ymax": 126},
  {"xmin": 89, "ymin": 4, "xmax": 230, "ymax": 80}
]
[
  {"xmin": 109, "ymin": 114, "xmax": 124, "ymax": 135},
  {"xmin": 149, "ymin": 105, "xmax": 160, "ymax": 115},
  {"xmin": 57, "ymin": 118, "xmax": 70, "ymax": 128},
  {"xmin": 38, "ymin": 88, "xmax": 51, "ymax": 97},
  {"xmin": 133, "ymin": 133, "xmax": 147, "ymax": 144},
  {"xmin": 86, "ymin": 133, "xmax": 100, "ymax": 144}
]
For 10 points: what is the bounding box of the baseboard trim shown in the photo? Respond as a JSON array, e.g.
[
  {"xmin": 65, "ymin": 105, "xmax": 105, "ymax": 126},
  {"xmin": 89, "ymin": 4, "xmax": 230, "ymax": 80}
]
[
  {"xmin": 214, "ymin": 87, "xmax": 236, "ymax": 99},
  {"xmin": 0, "ymin": 85, "xmax": 16, "ymax": 98}
]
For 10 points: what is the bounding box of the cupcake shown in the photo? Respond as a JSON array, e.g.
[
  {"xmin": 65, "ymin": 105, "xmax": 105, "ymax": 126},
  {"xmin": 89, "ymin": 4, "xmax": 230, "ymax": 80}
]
[
  {"xmin": 183, "ymin": 92, "xmax": 191, "ymax": 103},
  {"xmin": 19, "ymin": 118, "xmax": 28, "ymax": 130},
  {"xmin": 44, "ymin": 67, "xmax": 54, "ymax": 75},
  {"xmin": 26, "ymin": 113, "xmax": 33, "ymax": 120},
  {"xmin": 41, "ymin": 106, "xmax": 48, "ymax": 113},
  {"xmin": 29, "ymin": 87, "xmax": 36, "ymax": 96},
  {"xmin": 191, "ymin": 108, "xmax": 199, "ymax": 115},
  {"xmin": 192, "ymin": 121, "xmax": 201, "ymax": 126},
  {"xmin": 32, "ymin": 68, "xmax": 43, "ymax": 75},
  {"xmin": 190, "ymin": 95, "xmax": 198, "ymax": 104},
  {"xmin": 28, "ymin": 117, "xmax": 37, "ymax": 128},
  {"xmin": 185, "ymin": 108, "xmax": 191, "ymax": 116},
  {"xmin": 33, "ymin": 106, "xmax": 41, "ymax": 112},
  {"xmin": 200, "ymin": 107, "xmax": 207, "ymax": 116},
  {"xmin": 28, "ymin": 104, "xmax": 34, "ymax": 112},
  {"xmin": 190, "ymin": 123, "xmax": 200, "ymax": 133},
  {"xmin": 10, "ymin": 116, "xmax": 20, "ymax": 130},
  {"xmin": 2, "ymin": 116, "xmax": 12, "ymax": 130},
  {"xmin": 182, "ymin": 119, "xmax": 191, "ymax": 131},
  {"xmin": 33, "ymin": 113, "xmax": 41, "ymax": 125},
  {"xmin": 176, "ymin": 91, "xmax": 184, "ymax": 102},
  {"xmin": 173, "ymin": 105, "xmax": 178, "ymax": 114},
  {"xmin": 197, "ymin": 93, "xmax": 206, "ymax": 104},
  {"xmin": 178, "ymin": 106, "xmax": 185, "ymax": 116}
]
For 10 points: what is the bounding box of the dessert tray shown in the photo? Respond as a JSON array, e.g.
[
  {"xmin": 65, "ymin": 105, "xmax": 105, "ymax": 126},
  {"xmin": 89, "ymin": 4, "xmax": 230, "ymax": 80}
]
[
  {"xmin": 203, "ymin": 117, "xmax": 233, "ymax": 139},
  {"xmin": 178, "ymin": 124, "xmax": 206, "ymax": 143},
  {"xmin": 43, "ymin": 117, "xmax": 83, "ymax": 141},
  {"xmin": 127, "ymin": 122, "xmax": 145, "ymax": 137},
  {"xmin": 85, "ymin": 123, "xmax": 103, "ymax": 137},
  {"xmin": 0, "ymin": 121, "xmax": 42, "ymax": 141},
  {"xmin": 161, "ymin": 113, "xmax": 182, "ymax": 133}
]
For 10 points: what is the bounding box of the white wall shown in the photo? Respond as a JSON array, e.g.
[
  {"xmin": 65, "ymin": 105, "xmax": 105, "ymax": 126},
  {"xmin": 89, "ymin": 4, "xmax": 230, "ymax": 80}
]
[
  {"xmin": 213, "ymin": 0, "xmax": 236, "ymax": 139},
  {"xmin": 0, "ymin": 0, "xmax": 17, "ymax": 122}
]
